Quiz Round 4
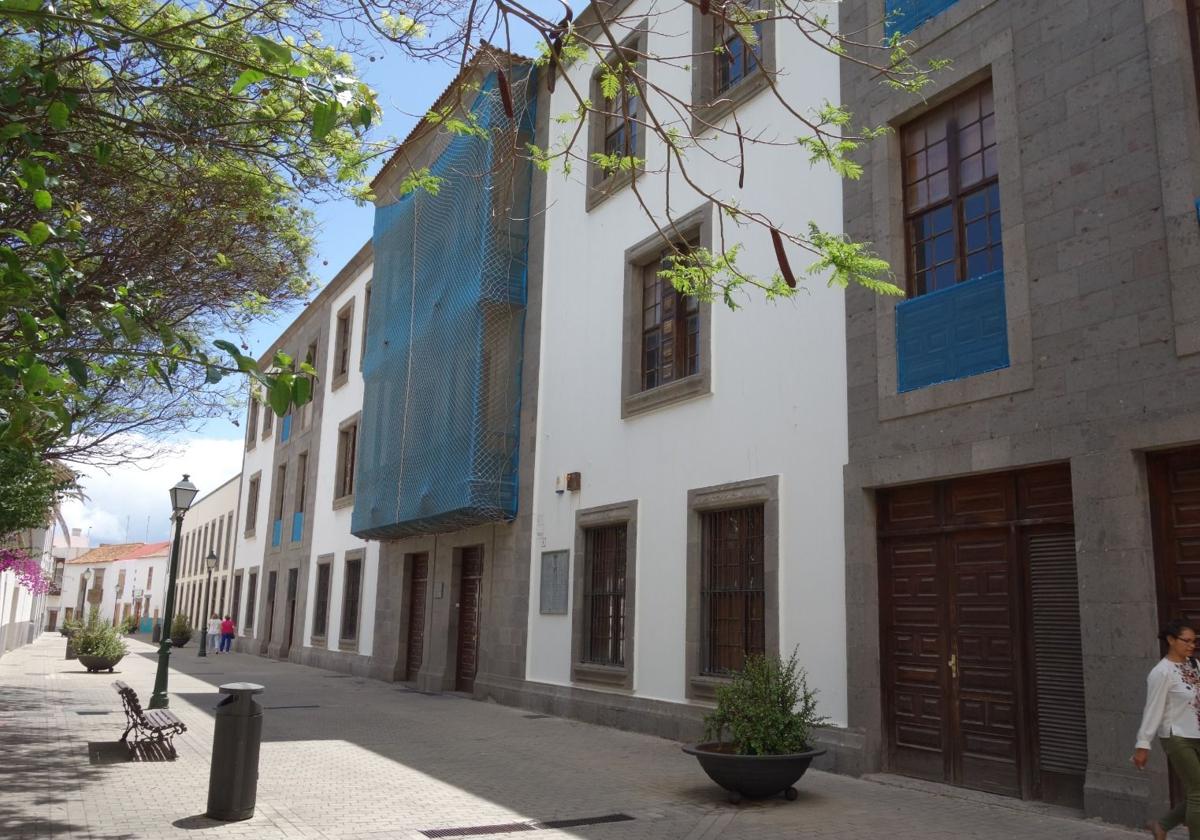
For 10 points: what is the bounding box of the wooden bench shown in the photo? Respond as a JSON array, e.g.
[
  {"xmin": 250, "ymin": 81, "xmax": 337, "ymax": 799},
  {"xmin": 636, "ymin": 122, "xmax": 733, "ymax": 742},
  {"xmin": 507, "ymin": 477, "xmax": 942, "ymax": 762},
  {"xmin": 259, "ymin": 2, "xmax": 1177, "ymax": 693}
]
[{"xmin": 113, "ymin": 680, "xmax": 187, "ymax": 754}]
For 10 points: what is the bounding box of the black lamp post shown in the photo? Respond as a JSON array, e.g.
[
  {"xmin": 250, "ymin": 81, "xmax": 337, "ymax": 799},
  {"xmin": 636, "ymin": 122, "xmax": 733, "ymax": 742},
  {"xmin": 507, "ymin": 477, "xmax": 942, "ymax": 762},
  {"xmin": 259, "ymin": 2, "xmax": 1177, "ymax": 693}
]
[
  {"xmin": 199, "ymin": 550, "xmax": 218, "ymax": 657},
  {"xmin": 148, "ymin": 474, "xmax": 198, "ymax": 709}
]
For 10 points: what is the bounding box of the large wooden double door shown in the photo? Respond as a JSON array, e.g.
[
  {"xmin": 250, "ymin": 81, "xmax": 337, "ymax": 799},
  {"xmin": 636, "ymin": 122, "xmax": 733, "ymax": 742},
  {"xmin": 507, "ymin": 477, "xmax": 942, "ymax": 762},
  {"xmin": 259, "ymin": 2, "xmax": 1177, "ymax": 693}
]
[
  {"xmin": 879, "ymin": 465, "xmax": 1086, "ymax": 804},
  {"xmin": 455, "ymin": 547, "xmax": 483, "ymax": 692}
]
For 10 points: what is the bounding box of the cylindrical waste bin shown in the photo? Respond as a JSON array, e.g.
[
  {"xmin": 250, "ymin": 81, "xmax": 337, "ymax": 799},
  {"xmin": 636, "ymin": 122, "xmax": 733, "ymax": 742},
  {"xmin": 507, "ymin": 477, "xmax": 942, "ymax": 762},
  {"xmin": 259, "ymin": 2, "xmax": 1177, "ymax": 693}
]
[
  {"xmin": 151, "ymin": 620, "xmax": 162, "ymax": 644},
  {"xmin": 206, "ymin": 682, "xmax": 264, "ymax": 821}
]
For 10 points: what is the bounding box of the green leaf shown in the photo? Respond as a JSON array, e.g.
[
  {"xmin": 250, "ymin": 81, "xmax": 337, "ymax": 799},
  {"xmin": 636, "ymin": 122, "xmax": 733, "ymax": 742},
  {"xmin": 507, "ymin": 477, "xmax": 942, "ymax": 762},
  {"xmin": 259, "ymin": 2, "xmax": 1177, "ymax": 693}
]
[
  {"xmin": 47, "ymin": 101, "xmax": 69, "ymax": 130},
  {"xmin": 32, "ymin": 190, "xmax": 51, "ymax": 211},
  {"xmin": 231, "ymin": 69, "xmax": 267, "ymax": 95},
  {"xmin": 205, "ymin": 365, "xmax": 224, "ymax": 384},
  {"xmin": 311, "ymin": 101, "xmax": 337, "ymax": 141},
  {"xmin": 0, "ymin": 122, "xmax": 28, "ymax": 141},
  {"xmin": 268, "ymin": 376, "xmax": 292, "ymax": 416},
  {"xmin": 63, "ymin": 357, "xmax": 88, "ymax": 387},
  {"xmin": 94, "ymin": 142, "xmax": 113, "ymax": 165},
  {"xmin": 252, "ymin": 35, "xmax": 293, "ymax": 65},
  {"xmin": 28, "ymin": 222, "xmax": 51, "ymax": 246},
  {"xmin": 291, "ymin": 375, "xmax": 312, "ymax": 406},
  {"xmin": 147, "ymin": 359, "xmax": 173, "ymax": 393}
]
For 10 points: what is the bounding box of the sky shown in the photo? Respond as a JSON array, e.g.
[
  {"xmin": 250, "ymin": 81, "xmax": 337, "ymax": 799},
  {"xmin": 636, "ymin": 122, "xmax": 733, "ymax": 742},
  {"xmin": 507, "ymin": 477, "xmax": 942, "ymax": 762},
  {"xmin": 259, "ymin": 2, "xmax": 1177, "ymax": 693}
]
[{"xmin": 70, "ymin": 17, "xmax": 549, "ymax": 546}]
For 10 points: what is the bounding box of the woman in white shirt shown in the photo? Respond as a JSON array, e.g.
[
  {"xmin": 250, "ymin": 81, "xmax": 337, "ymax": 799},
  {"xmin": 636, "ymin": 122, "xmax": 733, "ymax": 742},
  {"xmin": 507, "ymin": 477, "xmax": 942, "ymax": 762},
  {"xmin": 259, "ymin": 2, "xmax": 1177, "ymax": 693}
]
[{"xmin": 1134, "ymin": 618, "xmax": 1200, "ymax": 839}]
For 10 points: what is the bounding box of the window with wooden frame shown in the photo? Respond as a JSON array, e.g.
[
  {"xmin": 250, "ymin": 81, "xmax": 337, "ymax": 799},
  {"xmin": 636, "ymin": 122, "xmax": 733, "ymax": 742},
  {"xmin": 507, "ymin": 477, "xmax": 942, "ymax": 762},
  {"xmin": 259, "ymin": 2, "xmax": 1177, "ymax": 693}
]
[
  {"xmin": 582, "ymin": 523, "xmax": 627, "ymax": 667},
  {"xmin": 690, "ymin": 0, "xmax": 776, "ymax": 129},
  {"xmin": 301, "ymin": 341, "xmax": 317, "ymax": 429},
  {"xmin": 902, "ymin": 81, "xmax": 1002, "ymax": 297},
  {"xmin": 700, "ymin": 504, "xmax": 765, "ymax": 675},
  {"xmin": 312, "ymin": 560, "xmax": 331, "ymax": 640},
  {"xmin": 587, "ymin": 27, "xmax": 646, "ymax": 208},
  {"xmin": 641, "ymin": 249, "xmax": 701, "ymax": 391},
  {"xmin": 261, "ymin": 401, "xmax": 273, "ymax": 438},
  {"xmin": 272, "ymin": 464, "xmax": 286, "ymax": 529},
  {"xmin": 341, "ymin": 555, "xmax": 362, "ymax": 642},
  {"xmin": 334, "ymin": 416, "xmax": 358, "ymax": 505},
  {"xmin": 332, "ymin": 299, "xmax": 354, "ymax": 388},
  {"xmin": 246, "ymin": 400, "xmax": 258, "ymax": 450},
  {"xmin": 621, "ymin": 203, "xmax": 713, "ymax": 418}
]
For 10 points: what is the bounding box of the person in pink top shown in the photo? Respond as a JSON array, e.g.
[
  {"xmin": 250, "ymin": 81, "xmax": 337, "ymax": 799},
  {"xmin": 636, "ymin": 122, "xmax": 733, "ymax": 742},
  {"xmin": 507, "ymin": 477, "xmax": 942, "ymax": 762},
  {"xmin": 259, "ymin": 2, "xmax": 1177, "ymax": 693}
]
[{"xmin": 219, "ymin": 616, "xmax": 236, "ymax": 653}]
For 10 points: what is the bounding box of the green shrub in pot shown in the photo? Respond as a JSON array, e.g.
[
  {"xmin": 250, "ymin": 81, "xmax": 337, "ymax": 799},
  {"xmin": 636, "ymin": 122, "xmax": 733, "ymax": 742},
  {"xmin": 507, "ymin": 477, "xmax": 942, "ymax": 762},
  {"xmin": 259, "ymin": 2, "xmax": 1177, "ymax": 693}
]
[
  {"xmin": 73, "ymin": 612, "xmax": 128, "ymax": 660},
  {"xmin": 703, "ymin": 649, "xmax": 827, "ymax": 756}
]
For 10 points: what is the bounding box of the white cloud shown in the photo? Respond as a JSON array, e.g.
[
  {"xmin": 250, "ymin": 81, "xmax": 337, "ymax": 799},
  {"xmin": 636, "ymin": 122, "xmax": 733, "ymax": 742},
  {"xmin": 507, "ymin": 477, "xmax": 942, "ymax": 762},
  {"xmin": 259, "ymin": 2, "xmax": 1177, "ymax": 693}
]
[{"xmin": 60, "ymin": 435, "xmax": 243, "ymax": 546}]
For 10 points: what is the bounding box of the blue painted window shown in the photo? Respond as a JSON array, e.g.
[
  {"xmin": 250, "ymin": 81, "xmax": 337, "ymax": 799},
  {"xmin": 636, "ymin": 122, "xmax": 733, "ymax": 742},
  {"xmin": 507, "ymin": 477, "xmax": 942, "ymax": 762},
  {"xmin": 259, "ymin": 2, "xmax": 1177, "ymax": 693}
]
[
  {"xmin": 885, "ymin": 0, "xmax": 961, "ymax": 38},
  {"xmin": 896, "ymin": 269, "xmax": 1009, "ymax": 392},
  {"xmin": 280, "ymin": 414, "xmax": 292, "ymax": 443},
  {"xmin": 271, "ymin": 519, "xmax": 282, "ymax": 547},
  {"xmin": 291, "ymin": 511, "xmax": 304, "ymax": 542}
]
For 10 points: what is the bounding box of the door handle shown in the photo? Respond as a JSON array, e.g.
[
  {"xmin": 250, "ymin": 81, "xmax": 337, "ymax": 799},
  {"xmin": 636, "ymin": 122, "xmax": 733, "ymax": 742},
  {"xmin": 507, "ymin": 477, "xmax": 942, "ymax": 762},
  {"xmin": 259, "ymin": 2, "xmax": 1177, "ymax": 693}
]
[{"xmin": 948, "ymin": 653, "xmax": 958, "ymax": 679}]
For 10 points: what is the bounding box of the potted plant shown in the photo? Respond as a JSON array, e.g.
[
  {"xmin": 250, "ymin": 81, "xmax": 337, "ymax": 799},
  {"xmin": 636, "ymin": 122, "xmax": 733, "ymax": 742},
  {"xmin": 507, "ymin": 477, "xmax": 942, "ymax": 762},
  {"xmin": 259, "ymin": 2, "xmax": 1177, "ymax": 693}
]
[
  {"xmin": 683, "ymin": 650, "xmax": 827, "ymax": 803},
  {"xmin": 170, "ymin": 613, "xmax": 192, "ymax": 647},
  {"xmin": 74, "ymin": 612, "xmax": 128, "ymax": 673},
  {"xmin": 120, "ymin": 614, "xmax": 138, "ymax": 635},
  {"xmin": 62, "ymin": 617, "xmax": 83, "ymax": 659}
]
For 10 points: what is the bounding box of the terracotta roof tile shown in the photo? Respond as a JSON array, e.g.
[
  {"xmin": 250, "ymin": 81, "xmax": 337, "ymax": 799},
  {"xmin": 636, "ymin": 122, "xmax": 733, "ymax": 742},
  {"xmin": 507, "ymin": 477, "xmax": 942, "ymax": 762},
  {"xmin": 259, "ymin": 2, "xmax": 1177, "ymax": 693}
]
[
  {"xmin": 119, "ymin": 541, "xmax": 171, "ymax": 560},
  {"xmin": 67, "ymin": 543, "xmax": 143, "ymax": 565}
]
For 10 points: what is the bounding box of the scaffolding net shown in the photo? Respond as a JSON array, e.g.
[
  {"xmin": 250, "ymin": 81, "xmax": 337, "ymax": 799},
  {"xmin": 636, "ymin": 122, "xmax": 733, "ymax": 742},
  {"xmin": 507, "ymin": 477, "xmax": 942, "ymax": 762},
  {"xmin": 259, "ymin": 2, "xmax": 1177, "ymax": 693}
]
[{"xmin": 353, "ymin": 65, "xmax": 537, "ymax": 540}]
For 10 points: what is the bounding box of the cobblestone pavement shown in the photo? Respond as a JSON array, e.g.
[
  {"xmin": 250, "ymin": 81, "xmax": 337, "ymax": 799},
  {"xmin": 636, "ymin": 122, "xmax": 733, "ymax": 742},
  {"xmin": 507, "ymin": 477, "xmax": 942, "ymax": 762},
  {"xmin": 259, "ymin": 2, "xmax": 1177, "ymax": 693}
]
[{"xmin": 0, "ymin": 633, "xmax": 1158, "ymax": 839}]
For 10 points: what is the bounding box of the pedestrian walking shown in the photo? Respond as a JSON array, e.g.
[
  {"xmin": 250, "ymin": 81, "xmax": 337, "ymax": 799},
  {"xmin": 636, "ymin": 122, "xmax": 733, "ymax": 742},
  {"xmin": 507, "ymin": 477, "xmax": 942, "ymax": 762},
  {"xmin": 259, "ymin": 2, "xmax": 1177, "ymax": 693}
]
[
  {"xmin": 1134, "ymin": 618, "xmax": 1200, "ymax": 839},
  {"xmin": 219, "ymin": 615, "xmax": 235, "ymax": 653},
  {"xmin": 207, "ymin": 612, "xmax": 222, "ymax": 654}
]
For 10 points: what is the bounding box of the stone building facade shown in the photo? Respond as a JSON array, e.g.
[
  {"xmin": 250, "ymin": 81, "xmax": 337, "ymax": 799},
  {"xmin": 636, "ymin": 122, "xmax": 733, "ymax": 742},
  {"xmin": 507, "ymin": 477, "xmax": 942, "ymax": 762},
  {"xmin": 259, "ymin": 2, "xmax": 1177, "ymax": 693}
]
[
  {"xmin": 839, "ymin": 0, "xmax": 1200, "ymax": 825},
  {"xmin": 174, "ymin": 474, "xmax": 239, "ymax": 633}
]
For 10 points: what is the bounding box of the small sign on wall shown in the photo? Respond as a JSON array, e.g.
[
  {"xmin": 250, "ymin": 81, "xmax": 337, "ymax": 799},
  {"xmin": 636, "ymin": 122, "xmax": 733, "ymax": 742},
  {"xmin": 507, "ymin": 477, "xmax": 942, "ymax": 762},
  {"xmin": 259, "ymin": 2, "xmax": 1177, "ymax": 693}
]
[{"xmin": 539, "ymin": 551, "xmax": 569, "ymax": 615}]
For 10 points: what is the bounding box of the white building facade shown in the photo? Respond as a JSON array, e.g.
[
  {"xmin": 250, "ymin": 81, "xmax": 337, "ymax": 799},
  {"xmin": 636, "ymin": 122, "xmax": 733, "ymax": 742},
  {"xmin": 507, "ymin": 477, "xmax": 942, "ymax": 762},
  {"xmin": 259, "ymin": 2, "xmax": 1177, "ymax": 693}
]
[
  {"xmin": 513, "ymin": 0, "xmax": 851, "ymax": 752},
  {"xmin": 173, "ymin": 475, "xmax": 240, "ymax": 632}
]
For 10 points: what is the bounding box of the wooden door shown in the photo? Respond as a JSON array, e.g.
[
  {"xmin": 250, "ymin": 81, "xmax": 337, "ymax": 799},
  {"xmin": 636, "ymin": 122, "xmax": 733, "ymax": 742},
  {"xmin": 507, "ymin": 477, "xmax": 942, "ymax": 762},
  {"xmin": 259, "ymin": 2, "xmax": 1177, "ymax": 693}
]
[
  {"xmin": 284, "ymin": 568, "xmax": 298, "ymax": 656},
  {"xmin": 265, "ymin": 571, "xmax": 277, "ymax": 644},
  {"xmin": 406, "ymin": 554, "xmax": 429, "ymax": 681},
  {"xmin": 455, "ymin": 547, "xmax": 483, "ymax": 692},
  {"xmin": 1150, "ymin": 446, "xmax": 1200, "ymax": 628},
  {"xmin": 948, "ymin": 529, "xmax": 1021, "ymax": 796},
  {"xmin": 47, "ymin": 609, "xmax": 58, "ymax": 632},
  {"xmin": 879, "ymin": 465, "xmax": 1083, "ymax": 803}
]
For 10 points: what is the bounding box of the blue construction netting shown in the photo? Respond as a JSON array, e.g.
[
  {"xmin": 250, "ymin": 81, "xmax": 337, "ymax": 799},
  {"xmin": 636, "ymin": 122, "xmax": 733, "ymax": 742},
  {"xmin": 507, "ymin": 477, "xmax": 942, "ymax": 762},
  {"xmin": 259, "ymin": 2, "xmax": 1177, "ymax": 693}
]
[{"xmin": 352, "ymin": 66, "xmax": 537, "ymax": 540}]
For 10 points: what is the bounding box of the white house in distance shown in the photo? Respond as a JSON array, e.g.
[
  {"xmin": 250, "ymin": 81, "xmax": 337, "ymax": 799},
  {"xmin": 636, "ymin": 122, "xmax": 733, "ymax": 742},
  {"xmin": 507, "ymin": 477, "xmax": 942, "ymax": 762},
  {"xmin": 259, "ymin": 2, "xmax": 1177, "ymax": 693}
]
[
  {"xmin": 173, "ymin": 474, "xmax": 240, "ymax": 632},
  {"xmin": 62, "ymin": 541, "xmax": 169, "ymax": 631},
  {"xmin": 516, "ymin": 0, "xmax": 852, "ymax": 760}
]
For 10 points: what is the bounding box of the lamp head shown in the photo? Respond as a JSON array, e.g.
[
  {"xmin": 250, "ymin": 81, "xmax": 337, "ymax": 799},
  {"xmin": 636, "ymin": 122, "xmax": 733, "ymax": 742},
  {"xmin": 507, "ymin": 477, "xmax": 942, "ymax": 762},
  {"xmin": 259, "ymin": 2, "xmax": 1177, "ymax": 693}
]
[
  {"xmin": 169, "ymin": 474, "xmax": 199, "ymax": 514},
  {"xmin": 205, "ymin": 550, "xmax": 218, "ymax": 572}
]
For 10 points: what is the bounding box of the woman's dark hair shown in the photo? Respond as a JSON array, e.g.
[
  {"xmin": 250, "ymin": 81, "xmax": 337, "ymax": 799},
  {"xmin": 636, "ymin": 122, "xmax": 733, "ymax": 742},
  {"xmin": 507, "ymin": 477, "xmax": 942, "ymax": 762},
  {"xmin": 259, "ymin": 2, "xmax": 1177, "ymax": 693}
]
[{"xmin": 1160, "ymin": 618, "xmax": 1196, "ymax": 642}]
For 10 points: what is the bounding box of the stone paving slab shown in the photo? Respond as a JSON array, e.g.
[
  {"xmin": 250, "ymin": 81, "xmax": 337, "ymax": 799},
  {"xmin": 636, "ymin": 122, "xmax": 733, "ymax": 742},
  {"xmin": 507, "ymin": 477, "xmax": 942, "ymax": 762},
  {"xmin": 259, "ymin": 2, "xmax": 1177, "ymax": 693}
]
[{"xmin": 0, "ymin": 634, "xmax": 1159, "ymax": 838}]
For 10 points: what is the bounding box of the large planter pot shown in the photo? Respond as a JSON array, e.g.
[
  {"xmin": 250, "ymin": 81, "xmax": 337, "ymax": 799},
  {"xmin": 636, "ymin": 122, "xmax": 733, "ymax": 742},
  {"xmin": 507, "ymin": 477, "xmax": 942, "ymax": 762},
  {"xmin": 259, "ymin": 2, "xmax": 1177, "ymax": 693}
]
[
  {"xmin": 682, "ymin": 742, "xmax": 826, "ymax": 803},
  {"xmin": 171, "ymin": 636, "xmax": 190, "ymax": 648},
  {"xmin": 78, "ymin": 653, "xmax": 124, "ymax": 673},
  {"xmin": 65, "ymin": 639, "xmax": 78, "ymax": 660}
]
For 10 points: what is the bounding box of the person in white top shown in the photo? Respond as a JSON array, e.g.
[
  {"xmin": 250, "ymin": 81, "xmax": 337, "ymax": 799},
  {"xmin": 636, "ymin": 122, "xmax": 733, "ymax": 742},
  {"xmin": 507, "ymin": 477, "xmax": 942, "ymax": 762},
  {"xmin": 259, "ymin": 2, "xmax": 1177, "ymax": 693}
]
[
  {"xmin": 206, "ymin": 613, "xmax": 222, "ymax": 655},
  {"xmin": 1134, "ymin": 618, "xmax": 1200, "ymax": 839}
]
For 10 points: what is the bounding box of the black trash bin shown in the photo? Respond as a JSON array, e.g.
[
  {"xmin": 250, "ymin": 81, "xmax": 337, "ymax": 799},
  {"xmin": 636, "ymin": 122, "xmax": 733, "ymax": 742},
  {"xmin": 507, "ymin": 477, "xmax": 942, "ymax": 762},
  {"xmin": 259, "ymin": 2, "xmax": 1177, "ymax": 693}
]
[
  {"xmin": 151, "ymin": 620, "xmax": 161, "ymax": 644},
  {"xmin": 207, "ymin": 682, "xmax": 264, "ymax": 821}
]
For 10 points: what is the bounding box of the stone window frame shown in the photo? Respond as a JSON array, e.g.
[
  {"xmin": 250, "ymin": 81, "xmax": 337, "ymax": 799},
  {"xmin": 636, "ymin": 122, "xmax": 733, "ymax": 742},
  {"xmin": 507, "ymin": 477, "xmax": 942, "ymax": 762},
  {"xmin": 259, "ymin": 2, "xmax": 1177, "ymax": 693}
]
[
  {"xmin": 686, "ymin": 475, "xmax": 779, "ymax": 702},
  {"xmin": 339, "ymin": 548, "xmax": 365, "ymax": 651},
  {"xmin": 868, "ymin": 51, "xmax": 1034, "ymax": 420},
  {"xmin": 585, "ymin": 21, "xmax": 649, "ymax": 212},
  {"xmin": 689, "ymin": 0, "xmax": 777, "ymax": 134},
  {"xmin": 359, "ymin": 281, "xmax": 372, "ymax": 371},
  {"xmin": 310, "ymin": 553, "xmax": 333, "ymax": 646},
  {"xmin": 332, "ymin": 412, "xmax": 360, "ymax": 510},
  {"xmin": 331, "ymin": 297, "xmax": 355, "ymax": 391},
  {"xmin": 244, "ymin": 471, "xmax": 261, "ymax": 538},
  {"xmin": 621, "ymin": 201, "xmax": 714, "ymax": 419},
  {"xmin": 261, "ymin": 400, "xmax": 274, "ymax": 439},
  {"xmin": 571, "ymin": 499, "xmax": 638, "ymax": 690},
  {"xmin": 244, "ymin": 569, "xmax": 258, "ymax": 632}
]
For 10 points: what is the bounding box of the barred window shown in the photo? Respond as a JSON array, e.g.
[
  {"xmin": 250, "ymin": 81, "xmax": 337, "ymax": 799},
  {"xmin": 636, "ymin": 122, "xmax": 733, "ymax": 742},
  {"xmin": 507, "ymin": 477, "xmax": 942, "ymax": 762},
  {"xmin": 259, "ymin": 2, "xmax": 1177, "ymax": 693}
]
[
  {"xmin": 335, "ymin": 420, "xmax": 358, "ymax": 500},
  {"xmin": 715, "ymin": 0, "xmax": 764, "ymax": 95},
  {"xmin": 341, "ymin": 557, "xmax": 362, "ymax": 641},
  {"xmin": 313, "ymin": 562, "xmax": 331, "ymax": 638},
  {"xmin": 582, "ymin": 524, "xmax": 627, "ymax": 667},
  {"xmin": 701, "ymin": 504, "xmax": 765, "ymax": 675}
]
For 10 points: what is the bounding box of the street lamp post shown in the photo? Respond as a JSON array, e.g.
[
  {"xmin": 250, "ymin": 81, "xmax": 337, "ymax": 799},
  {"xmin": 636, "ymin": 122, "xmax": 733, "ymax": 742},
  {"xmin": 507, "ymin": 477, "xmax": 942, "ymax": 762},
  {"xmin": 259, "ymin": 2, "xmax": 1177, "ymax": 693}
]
[
  {"xmin": 148, "ymin": 474, "xmax": 198, "ymax": 710},
  {"xmin": 199, "ymin": 550, "xmax": 218, "ymax": 657}
]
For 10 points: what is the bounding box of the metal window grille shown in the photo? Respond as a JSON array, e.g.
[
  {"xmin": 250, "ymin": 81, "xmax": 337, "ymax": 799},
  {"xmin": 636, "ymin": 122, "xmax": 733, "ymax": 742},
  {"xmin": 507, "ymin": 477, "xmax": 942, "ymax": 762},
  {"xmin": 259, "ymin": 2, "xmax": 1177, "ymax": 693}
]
[
  {"xmin": 641, "ymin": 258, "xmax": 700, "ymax": 391},
  {"xmin": 335, "ymin": 309, "xmax": 352, "ymax": 376},
  {"xmin": 246, "ymin": 477, "xmax": 260, "ymax": 531},
  {"xmin": 583, "ymin": 524, "xmax": 627, "ymax": 666},
  {"xmin": 1190, "ymin": 0, "xmax": 1200, "ymax": 123},
  {"xmin": 701, "ymin": 504, "xmax": 765, "ymax": 675},
  {"xmin": 902, "ymin": 81, "xmax": 1001, "ymax": 296},
  {"xmin": 341, "ymin": 558, "xmax": 362, "ymax": 641},
  {"xmin": 313, "ymin": 563, "xmax": 331, "ymax": 637},
  {"xmin": 244, "ymin": 573, "xmax": 257, "ymax": 631},
  {"xmin": 337, "ymin": 424, "xmax": 358, "ymax": 498}
]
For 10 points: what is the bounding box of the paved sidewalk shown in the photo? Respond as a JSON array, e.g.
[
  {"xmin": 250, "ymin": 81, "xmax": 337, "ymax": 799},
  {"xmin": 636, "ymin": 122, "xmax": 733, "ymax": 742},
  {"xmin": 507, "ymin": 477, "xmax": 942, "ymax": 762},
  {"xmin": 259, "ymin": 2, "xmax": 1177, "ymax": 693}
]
[{"xmin": 0, "ymin": 633, "xmax": 1154, "ymax": 839}]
